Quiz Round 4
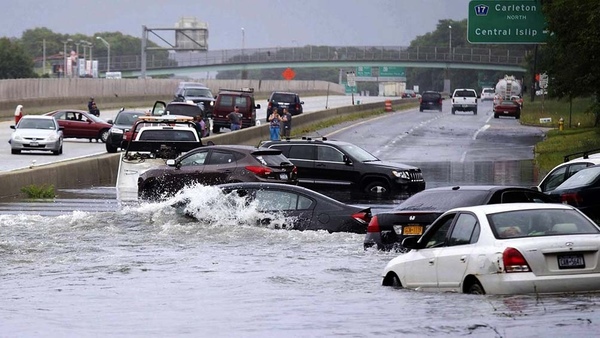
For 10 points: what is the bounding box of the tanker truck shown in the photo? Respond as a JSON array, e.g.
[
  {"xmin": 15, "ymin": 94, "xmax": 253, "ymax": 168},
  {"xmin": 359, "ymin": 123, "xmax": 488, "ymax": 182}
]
[{"xmin": 493, "ymin": 75, "xmax": 523, "ymax": 119}]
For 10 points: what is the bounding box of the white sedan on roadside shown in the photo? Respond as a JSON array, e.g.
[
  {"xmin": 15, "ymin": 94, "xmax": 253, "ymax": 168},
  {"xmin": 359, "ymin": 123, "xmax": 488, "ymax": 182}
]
[
  {"xmin": 9, "ymin": 115, "xmax": 64, "ymax": 155},
  {"xmin": 381, "ymin": 203, "xmax": 600, "ymax": 295}
]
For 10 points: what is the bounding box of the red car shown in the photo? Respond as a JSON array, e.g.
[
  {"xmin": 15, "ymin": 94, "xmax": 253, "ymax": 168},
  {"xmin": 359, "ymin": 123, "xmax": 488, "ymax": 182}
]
[
  {"xmin": 45, "ymin": 110, "xmax": 112, "ymax": 142},
  {"xmin": 493, "ymin": 98, "xmax": 521, "ymax": 119}
]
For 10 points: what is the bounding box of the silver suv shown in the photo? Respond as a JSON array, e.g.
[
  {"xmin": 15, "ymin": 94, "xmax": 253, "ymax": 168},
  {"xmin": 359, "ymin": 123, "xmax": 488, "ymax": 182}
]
[{"xmin": 451, "ymin": 88, "xmax": 478, "ymax": 115}]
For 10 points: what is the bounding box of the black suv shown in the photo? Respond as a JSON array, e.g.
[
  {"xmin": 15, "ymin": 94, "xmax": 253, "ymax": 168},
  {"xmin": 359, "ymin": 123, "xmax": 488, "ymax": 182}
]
[
  {"xmin": 173, "ymin": 82, "xmax": 215, "ymax": 115},
  {"xmin": 105, "ymin": 109, "xmax": 146, "ymax": 153},
  {"xmin": 419, "ymin": 91, "xmax": 443, "ymax": 112},
  {"xmin": 261, "ymin": 137, "xmax": 426, "ymax": 198},
  {"xmin": 266, "ymin": 91, "xmax": 304, "ymax": 120}
]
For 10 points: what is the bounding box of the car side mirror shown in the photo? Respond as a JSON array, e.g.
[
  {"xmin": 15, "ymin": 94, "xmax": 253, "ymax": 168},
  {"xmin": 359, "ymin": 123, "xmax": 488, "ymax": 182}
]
[
  {"xmin": 401, "ymin": 236, "xmax": 420, "ymax": 250},
  {"xmin": 300, "ymin": 101, "xmax": 304, "ymax": 104},
  {"xmin": 255, "ymin": 104, "xmax": 261, "ymax": 109},
  {"xmin": 107, "ymin": 119, "xmax": 114, "ymax": 124},
  {"xmin": 10, "ymin": 125, "xmax": 15, "ymax": 129},
  {"xmin": 166, "ymin": 159, "xmax": 177, "ymax": 167}
]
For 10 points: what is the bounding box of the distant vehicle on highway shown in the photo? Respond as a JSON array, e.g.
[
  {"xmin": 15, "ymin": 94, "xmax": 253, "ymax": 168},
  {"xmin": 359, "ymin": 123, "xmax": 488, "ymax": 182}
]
[
  {"xmin": 173, "ymin": 82, "xmax": 215, "ymax": 115},
  {"xmin": 105, "ymin": 109, "xmax": 146, "ymax": 153},
  {"xmin": 266, "ymin": 91, "xmax": 304, "ymax": 120},
  {"xmin": 419, "ymin": 91, "xmax": 442, "ymax": 112},
  {"xmin": 44, "ymin": 110, "xmax": 112, "ymax": 143},
  {"xmin": 211, "ymin": 88, "xmax": 261, "ymax": 133},
  {"xmin": 451, "ymin": 89, "xmax": 478, "ymax": 115},
  {"xmin": 480, "ymin": 87, "xmax": 495, "ymax": 101},
  {"xmin": 9, "ymin": 115, "xmax": 64, "ymax": 155}
]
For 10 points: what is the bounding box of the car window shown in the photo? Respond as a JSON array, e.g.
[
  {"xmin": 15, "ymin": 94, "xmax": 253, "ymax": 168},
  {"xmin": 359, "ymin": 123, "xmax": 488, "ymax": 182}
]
[
  {"xmin": 287, "ymin": 145, "xmax": 315, "ymax": 160},
  {"xmin": 424, "ymin": 214, "xmax": 455, "ymax": 248},
  {"xmin": 397, "ymin": 190, "xmax": 487, "ymax": 211},
  {"xmin": 337, "ymin": 144, "xmax": 378, "ymax": 162},
  {"xmin": 317, "ymin": 146, "xmax": 345, "ymax": 162},
  {"xmin": 556, "ymin": 166, "xmax": 600, "ymax": 189},
  {"xmin": 447, "ymin": 213, "xmax": 479, "ymax": 246},
  {"xmin": 255, "ymin": 190, "xmax": 312, "ymax": 210},
  {"xmin": 254, "ymin": 153, "xmax": 292, "ymax": 167},
  {"xmin": 541, "ymin": 165, "xmax": 567, "ymax": 192},
  {"xmin": 453, "ymin": 90, "xmax": 476, "ymax": 97},
  {"xmin": 489, "ymin": 209, "xmax": 600, "ymax": 239},
  {"xmin": 166, "ymin": 104, "xmax": 203, "ymax": 117},
  {"xmin": 568, "ymin": 163, "xmax": 594, "ymax": 178},
  {"xmin": 183, "ymin": 88, "xmax": 212, "ymax": 98},
  {"xmin": 208, "ymin": 151, "xmax": 236, "ymax": 165},
  {"xmin": 19, "ymin": 118, "xmax": 56, "ymax": 130},
  {"xmin": 115, "ymin": 112, "xmax": 142, "ymax": 125},
  {"xmin": 483, "ymin": 88, "xmax": 495, "ymax": 94},
  {"xmin": 138, "ymin": 129, "xmax": 196, "ymax": 141},
  {"xmin": 498, "ymin": 190, "xmax": 549, "ymax": 203},
  {"xmin": 271, "ymin": 93, "xmax": 296, "ymax": 103},
  {"xmin": 180, "ymin": 151, "xmax": 209, "ymax": 166}
]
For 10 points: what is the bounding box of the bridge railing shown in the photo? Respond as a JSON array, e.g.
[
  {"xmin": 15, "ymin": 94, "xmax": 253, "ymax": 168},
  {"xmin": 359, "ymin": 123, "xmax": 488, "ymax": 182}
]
[{"xmin": 90, "ymin": 46, "xmax": 527, "ymax": 72}]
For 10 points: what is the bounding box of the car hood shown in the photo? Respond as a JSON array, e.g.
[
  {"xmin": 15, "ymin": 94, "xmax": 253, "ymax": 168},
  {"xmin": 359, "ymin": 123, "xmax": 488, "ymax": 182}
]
[
  {"xmin": 111, "ymin": 123, "xmax": 134, "ymax": 130},
  {"xmin": 13, "ymin": 129, "xmax": 59, "ymax": 138},
  {"xmin": 364, "ymin": 160, "xmax": 420, "ymax": 171}
]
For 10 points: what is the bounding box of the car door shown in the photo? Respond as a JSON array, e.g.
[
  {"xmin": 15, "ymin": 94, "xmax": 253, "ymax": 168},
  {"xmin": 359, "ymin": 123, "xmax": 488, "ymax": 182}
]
[
  {"xmin": 166, "ymin": 149, "xmax": 209, "ymax": 191},
  {"xmin": 51, "ymin": 111, "xmax": 75, "ymax": 138},
  {"xmin": 402, "ymin": 214, "xmax": 456, "ymax": 290},
  {"xmin": 278, "ymin": 144, "xmax": 316, "ymax": 184},
  {"xmin": 201, "ymin": 149, "xmax": 238, "ymax": 185},
  {"xmin": 314, "ymin": 145, "xmax": 355, "ymax": 187},
  {"xmin": 435, "ymin": 212, "xmax": 480, "ymax": 292},
  {"xmin": 253, "ymin": 188, "xmax": 315, "ymax": 230},
  {"xmin": 538, "ymin": 162, "xmax": 593, "ymax": 192},
  {"xmin": 67, "ymin": 111, "xmax": 95, "ymax": 138}
]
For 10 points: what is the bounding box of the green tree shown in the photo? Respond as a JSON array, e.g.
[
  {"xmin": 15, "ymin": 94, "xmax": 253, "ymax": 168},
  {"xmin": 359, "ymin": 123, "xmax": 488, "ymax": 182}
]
[
  {"xmin": 540, "ymin": 0, "xmax": 600, "ymax": 125},
  {"xmin": 0, "ymin": 37, "xmax": 36, "ymax": 78}
]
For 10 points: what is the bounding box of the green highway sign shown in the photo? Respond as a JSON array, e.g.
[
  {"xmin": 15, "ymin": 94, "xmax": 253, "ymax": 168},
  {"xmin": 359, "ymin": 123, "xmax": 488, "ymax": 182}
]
[
  {"xmin": 468, "ymin": 0, "xmax": 548, "ymax": 44},
  {"xmin": 379, "ymin": 66, "xmax": 405, "ymax": 77},
  {"xmin": 343, "ymin": 82, "xmax": 357, "ymax": 94},
  {"xmin": 356, "ymin": 66, "xmax": 372, "ymax": 77}
]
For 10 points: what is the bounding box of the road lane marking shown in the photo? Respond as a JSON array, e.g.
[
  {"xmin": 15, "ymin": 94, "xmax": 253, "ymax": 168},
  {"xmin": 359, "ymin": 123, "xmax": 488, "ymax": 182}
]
[{"xmin": 473, "ymin": 124, "xmax": 490, "ymax": 140}]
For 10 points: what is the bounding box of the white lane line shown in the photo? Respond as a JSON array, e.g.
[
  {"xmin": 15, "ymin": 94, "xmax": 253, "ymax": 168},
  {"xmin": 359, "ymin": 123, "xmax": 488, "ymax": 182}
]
[
  {"xmin": 460, "ymin": 150, "xmax": 467, "ymax": 163},
  {"xmin": 473, "ymin": 124, "xmax": 490, "ymax": 140}
]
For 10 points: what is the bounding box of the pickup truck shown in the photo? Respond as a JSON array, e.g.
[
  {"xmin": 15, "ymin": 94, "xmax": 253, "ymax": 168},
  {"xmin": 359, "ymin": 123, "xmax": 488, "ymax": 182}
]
[{"xmin": 451, "ymin": 89, "xmax": 478, "ymax": 115}]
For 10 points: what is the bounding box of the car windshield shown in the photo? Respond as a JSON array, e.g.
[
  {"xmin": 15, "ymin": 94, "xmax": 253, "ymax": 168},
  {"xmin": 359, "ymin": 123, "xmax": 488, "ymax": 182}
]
[
  {"xmin": 556, "ymin": 166, "xmax": 600, "ymax": 189},
  {"xmin": 489, "ymin": 208, "xmax": 600, "ymax": 239},
  {"xmin": 422, "ymin": 92, "xmax": 440, "ymax": 100},
  {"xmin": 397, "ymin": 190, "xmax": 487, "ymax": 211},
  {"xmin": 271, "ymin": 93, "xmax": 295, "ymax": 103},
  {"xmin": 483, "ymin": 89, "xmax": 495, "ymax": 94},
  {"xmin": 115, "ymin": 112, "xmax": 143, "ymax": 125},
  {"xmin": 166, "ymin": 104, "xmax": 203, "ymax": 117},
  {"xmin": 337, "ymin": 144, "xmax": 378, "ymax": 162},
  {"xmin": 18, "ymin": 118, "xmax": 56, "ymax": 130},
  {"xmin": 184, "ymin": 88, "xmax": 213, "ymax": 98}
]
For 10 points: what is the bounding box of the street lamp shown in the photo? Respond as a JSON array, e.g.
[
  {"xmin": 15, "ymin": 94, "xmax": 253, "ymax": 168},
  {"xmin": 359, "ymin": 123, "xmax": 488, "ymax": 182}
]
[
  {"xmin": 80, "ymin": 40, "xmax": 90, "ymax": 76},
  {"xmin": 448, "ymin": 25, "xmax": 452, "ymax": 60},
  {"xmin": 96, "ymin": 36, "xmax": 110, "ymax": 73},
  {"xmin": 241, "ymin": 27, "xmax": 245, "ymax": 56},
  {"xmin": 62, "ymin": 38, "xmax": 72, "ymax": 78},
  {"xmin": 88, "ymin": 42, "xmax": 93, "ymax": 77}
]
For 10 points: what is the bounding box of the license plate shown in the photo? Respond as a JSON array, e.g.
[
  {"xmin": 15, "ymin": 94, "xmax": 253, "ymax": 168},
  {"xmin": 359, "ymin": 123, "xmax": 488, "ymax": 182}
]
[
  {"xmin": 280, "ymin": 173, "xmax": 288, "ymax": 180},
  {"xmin": 462, "ymin": 104, "xmax": 469, "ymax": 108},
  {"xmin": 403, "ymin": 225, "xmax": 423, "ymax": 235},
  {"xmin": 558, "ymin": 254, "xmax": 585, "ymax": 269},
  {"xmin": 30, "ymin": 142, "xmax": 39, "ymax": 146}
]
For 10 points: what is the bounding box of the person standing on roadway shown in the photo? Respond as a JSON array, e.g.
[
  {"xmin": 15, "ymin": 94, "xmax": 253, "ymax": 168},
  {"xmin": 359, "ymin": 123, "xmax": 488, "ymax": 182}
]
[
  {"xmin": 227, "ymin": 106, "xmax": 242, "ymax": 131},
  {"xmin": 268, "ymin": 108, "xmax": 282, "ymax": 141},
  {"xmin": 281, "ymin": 108, "xmax": 292, "ymax": 139}
]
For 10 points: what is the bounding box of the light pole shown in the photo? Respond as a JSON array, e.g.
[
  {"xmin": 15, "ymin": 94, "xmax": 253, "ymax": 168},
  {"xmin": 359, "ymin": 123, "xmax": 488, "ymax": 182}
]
[
  {"xmin": 88, "ymin": 42, "xmax": 93, "ymax": 77},
  {"xmin": 74, "ymin": 41, "xmax": 80, "ymax": 77},
  {"xmin": 448, "ymin": 25, "xmax": 452, "ymax": 60},
  {"xmin": 96, "ymin": 36, "xmax": 110, "ymax": 73},
  {"xmin": 241, "ymin": 28, "xmax": 245, "ymax": 56},
  {"xmin": 80, "ymin": 40, "xmax": 90, "ymax": 76},
  {"xmin": 62, "ymin": 38, "xmax": 72, "ymax": 78}
]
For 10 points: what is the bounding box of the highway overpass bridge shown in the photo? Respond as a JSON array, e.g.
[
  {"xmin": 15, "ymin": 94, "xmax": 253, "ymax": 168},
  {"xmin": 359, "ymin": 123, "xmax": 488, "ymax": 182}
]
[{"xmin": 103, "ymin": 45, "xmax": 527, "ymax": 78}]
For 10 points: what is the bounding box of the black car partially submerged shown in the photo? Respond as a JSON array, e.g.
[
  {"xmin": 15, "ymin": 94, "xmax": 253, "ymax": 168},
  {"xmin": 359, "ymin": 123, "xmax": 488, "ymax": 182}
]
[
  {"xmin": 174, "ymin": 182, "xmax": 372, "ymax": 233},
  {"xmin": 364, "ymin": 185, "xmax": 553, "ymax": 251}
]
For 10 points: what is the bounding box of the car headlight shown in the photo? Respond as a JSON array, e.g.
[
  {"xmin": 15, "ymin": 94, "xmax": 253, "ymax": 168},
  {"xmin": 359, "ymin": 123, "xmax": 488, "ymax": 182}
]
[
  {"xmin": 210, "ymin": 101, "xmax": 214, "ymax": 106},
  {"xmin": 47, "ymin": 133, "xmax": 58, "ymax": 141},
  {"xmin": 392, "ymin": 170, "xmax": 410, "ymax": 180},
  {"xmin": 13, "ymin": 134, "xmax": 23, "ymax": 141},
  {"xmin": 110, "ymin": 127, "xmax": 124, "ymax": 134}
]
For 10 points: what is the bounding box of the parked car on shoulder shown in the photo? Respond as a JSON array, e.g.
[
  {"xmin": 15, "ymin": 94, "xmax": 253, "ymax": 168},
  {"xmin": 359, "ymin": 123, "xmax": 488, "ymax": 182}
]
[
  {"xmin": 364, "ymin": 185, "xmax": 553, "ymax": 251},
  {"xmin": 266, "ymin": 91, "xmax": 304, "ymax": 120},
  {"xmin": 261, "ymin": 137, "xmax": 425, "ymax": 198},
  {"xmin": 546, "ymin": 164, "xmax": 600, "ymax": 222},
  {"xmin": 105, "ymin": 109, "xmax": 146, "ymax": 153},
  {"xmin": 381, "ymin": 203, "xmax": 600, "ymax": 295},
  {"xmin": 173, "ymin": 182, "xmax": 372, "ymax": 233},
  {"xmin": 451, "ymin": 88, "xmax": 478, "ymax": 115},
  {"xmin": 402, "ymin": 89, "xmax": 417, "ymax": 98},
  {"xmin": 419, "ymin": 91, "xmax": 442, "ymax": 112},
  {"xmin": 44, "ymin": 109, "xmax": 112, "ymax": 143},
  {"xmin": 138, "ymin": 145, "xmax": 298, "ymax": 200},
  {"xmin": 9, "ymin": 115, "xmax": 64, "ymax": 155},
  {"xmin": 536, "ymin": 148, "xmax": 600, "ymax": 193},
  {"xmin": 211, "ymin": 88, "xmax": 261, "ymax": 133}
]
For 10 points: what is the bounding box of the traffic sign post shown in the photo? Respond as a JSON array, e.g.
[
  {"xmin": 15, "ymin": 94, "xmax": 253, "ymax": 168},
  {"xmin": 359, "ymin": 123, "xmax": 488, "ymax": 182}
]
[
  {"xmin": 379, "ymin": 66, "xmax": 406, "ymax": 81},
  {"xmin": 346, "ymin": 72, "xmax": 356, "ymax": 105},
  {"xmin": 468, "ymin": 1, "xmax": 548, "ymax": 44}
]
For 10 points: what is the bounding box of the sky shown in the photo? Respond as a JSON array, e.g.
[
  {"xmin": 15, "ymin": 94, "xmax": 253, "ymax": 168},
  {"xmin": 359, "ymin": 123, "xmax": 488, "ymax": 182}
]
[{"xmin": 1, "ymin": 0, "xmax": 471, "ymax": 50}]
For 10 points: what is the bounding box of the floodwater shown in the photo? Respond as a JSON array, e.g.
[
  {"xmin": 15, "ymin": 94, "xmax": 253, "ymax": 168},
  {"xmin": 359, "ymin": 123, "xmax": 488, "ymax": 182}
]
[{"xmin": 2, "ymin": 160, "xmax": 600, "ymax": 337}]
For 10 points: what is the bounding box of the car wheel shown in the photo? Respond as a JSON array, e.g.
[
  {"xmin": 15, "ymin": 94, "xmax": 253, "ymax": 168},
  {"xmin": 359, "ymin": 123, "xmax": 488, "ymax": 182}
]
[
  {"xmin": 419, "ymin": 107, "xmax": 423, "ymax": 112},
  {"xmin": 106, "ymin": 142, "xmax": 118, "ymax": 153},
  {"xmin": 466, "ymin": 281, "xmax": 485, "ymax": 295},
  {"xmin": 451, "ymin": 108, "xmax": 456, "ymax": 114},
  {"xmin": 58, "ymin": 144, "xmax": 63, "ymax": 155},
  {"xmin": 11, "ymin": 149, "xmax": 20, "ymax": 155},
  {"xmin": 494, "ymin": 114, "xmax": 499, "ymax": 118},
  {"xmin": 212, "ymin": 124, "xmax": 220, "ymax": 133},
  {"xmin": 473, "ymin": 108, "xmax": 478, "ymax": 115},
  {"xmin": 99, "ymin": 129, "xmax": 110, "ymax": 143},
  {"xmin": 52, "ymin": 149, "xmax": 59, "ymax": 155},
  {"xmin": 382, "ymin": 273, "xmax": 402, "ymax": 288},
  {"xmin": 364, "ymin": 181, "xmax": 390, "ymax": 198}
]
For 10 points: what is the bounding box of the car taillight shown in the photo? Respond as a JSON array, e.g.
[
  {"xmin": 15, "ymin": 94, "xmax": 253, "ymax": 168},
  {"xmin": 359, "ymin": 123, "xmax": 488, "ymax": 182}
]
[
  {"xmin": 561, "ymin": 192, "xmax": 583, "ymax": 206},
  {"xmin": 296, "ymin": 103, "xmax": 300, "ymax": 110},
  {"xmin": 268, "ymin": 102, "xmax": 272, "ymax": 109},
  {"xmin": 366, "ymin": 215, "xmax": 380, "ymax": 233},
  {"xmin": 502, "ymin": 247, "xmax": 531, "ymax": 273},
  {"xmin": 245, "ymin": 166, "xmax": 272, "ymax": 176},
  {"xmin": 438, "ymin": 98, "xmax": 443, "ymax": 104},
  {"xmin": 352, "ymin": 211, "xmax": 371, "ymax": 225},
  {"xmin": 292, "ymin": 166, "xmax": 298, "ymax": 174}
]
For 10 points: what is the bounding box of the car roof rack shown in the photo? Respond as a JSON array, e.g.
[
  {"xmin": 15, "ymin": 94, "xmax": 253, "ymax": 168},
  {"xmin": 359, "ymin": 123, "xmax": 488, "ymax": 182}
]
[
  {"xmin": 563, "ymin": 147, "xmax": 600, "ymax": 162},
  {"xmin": 219, "ymin": 88, "xmax": 254, "ymax": 93}
]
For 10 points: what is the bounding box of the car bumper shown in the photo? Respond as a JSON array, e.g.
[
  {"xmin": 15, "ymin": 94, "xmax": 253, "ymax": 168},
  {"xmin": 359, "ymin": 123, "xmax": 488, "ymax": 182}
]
[
  {"xmin": 11, "ymin": 139, "xmax": 61, "ymax": 151},
  {"xmin": 420, "ymin": 103, "xmax": 442, "ymax": 110},
  {"xmin": 478, "ymin": 272, "xmax": 600, "ymax": 295},
  {"xmin": 106, "ymin": 133, "xmax": 123, "ymax": 148}
]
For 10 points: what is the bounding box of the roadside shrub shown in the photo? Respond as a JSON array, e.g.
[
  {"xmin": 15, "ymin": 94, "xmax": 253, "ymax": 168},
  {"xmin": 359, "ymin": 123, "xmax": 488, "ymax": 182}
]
[{"xmin": 20, "ymin": 184, "xmax": 55, "ymax": 199}]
